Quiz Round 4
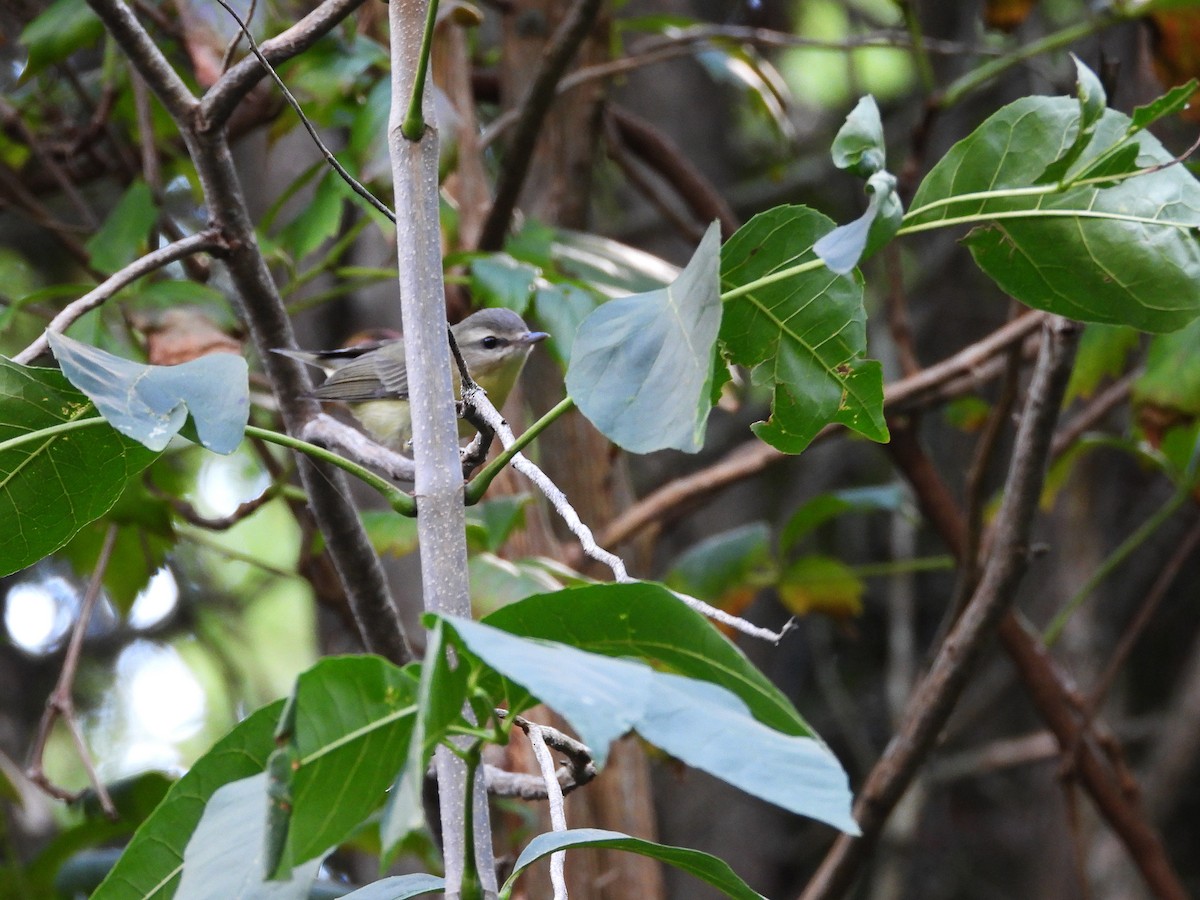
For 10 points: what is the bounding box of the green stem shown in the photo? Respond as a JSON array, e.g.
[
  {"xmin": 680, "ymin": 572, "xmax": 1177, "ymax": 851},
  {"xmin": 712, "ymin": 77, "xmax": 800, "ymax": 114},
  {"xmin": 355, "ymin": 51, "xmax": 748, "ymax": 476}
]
[
  {"xmin": 464, "ymin": 397, "xmax": 575, "ymax": 505},
  {"xmin": 0, "ymin": 415, "xmax": 111, "ymax": 454},
  {"xmin": 720, "ymin": 258, "xmax": 826, "ymax": 303},
  {"xmin": 1043, "ymin": 486, "xmax": 1192, "ymax": 646},
  {"xmin": 898, "ymin": 206, "xmax": 1199, "ymax": 237},
  {"xmin": 245, "ymin": 425, "xmax": 415, "ymax": 515},
  {"xmin": 401, "ymin": 0, "xmax": 441, "ymax": 141},
  {"xmin": 897, "ymin": 0, "xmax": 934, "ymax": 95},
  {"xmin": 458, "ymin": 742, "xmax": 484, "ymax": 900},
  {"xmin": 938, "ymin": 11, "xmax": 1124, "ymax": 110},
  {"xmin": 179, "ymin": 525, "xmax": 303, "ymax": 579},
  {"xmin": 851, "ymin": 555, "xmax": 955, "ymax": 579}
]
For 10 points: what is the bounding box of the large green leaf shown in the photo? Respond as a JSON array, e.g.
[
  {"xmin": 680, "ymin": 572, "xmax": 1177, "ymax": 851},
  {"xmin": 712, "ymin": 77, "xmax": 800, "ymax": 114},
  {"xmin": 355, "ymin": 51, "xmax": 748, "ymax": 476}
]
[
  {"xmin": 720, "ymin": 206, "xmax": 888, "ymax": 453},
  {"xmin": 48, "ymin": 332, "xmax": 248, "ymax": 454},
  {"xmin": 0, "ymin": 359, "xmax": 159, "ymax": 577},
  {"xmin": 566, "ymin": 222, "xmax": 722, "ymax": 453},
  {"xmin": 177, "ymin": 775, "xmax": 321, "ymax": 900},
  {"xmin": 445, "ymin": 615, "xmax": 858, "ymax": 833},
  {"xmin": 482, "ymin": 583, "xmax": 810, "ymax": 736},
  {"xmin": 266, "ymin": 657, "xmax": 420, "ymax": 873},
  {"xmin": 501, "ymin": 829, "xmax": 766, "ymax": 900},
  {"xmin": 92, "ymin": 702, "xmax": 283, "ymax": 900},
  {"xmin": 907, "ymin": 97, "xmax": 1200, "ymax": 333},
  {"xmin": 1134, "ymin": 317, "xmax": 1200, "ymax": 417},
  {"xmin": 18, "ymin": 0, "xmax": 103, "ymax": 80},
  {"xmin": 85, "ymin": 182, "xmax": 158, "ymax": 275}
]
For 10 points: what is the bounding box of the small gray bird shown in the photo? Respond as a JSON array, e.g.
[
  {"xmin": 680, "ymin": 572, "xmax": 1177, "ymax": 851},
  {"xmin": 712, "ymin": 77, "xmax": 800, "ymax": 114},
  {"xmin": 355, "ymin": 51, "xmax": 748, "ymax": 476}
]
[{"xmin": 276, "ymin": 308, "xmax": 548, "ymax": 450}]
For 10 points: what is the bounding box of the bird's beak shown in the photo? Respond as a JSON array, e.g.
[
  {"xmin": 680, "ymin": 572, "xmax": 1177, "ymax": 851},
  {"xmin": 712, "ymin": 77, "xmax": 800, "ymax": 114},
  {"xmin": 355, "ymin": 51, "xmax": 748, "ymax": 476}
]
[{"xmin": 521, "ymin": 331, "xmax": 550, "ymax": 344}]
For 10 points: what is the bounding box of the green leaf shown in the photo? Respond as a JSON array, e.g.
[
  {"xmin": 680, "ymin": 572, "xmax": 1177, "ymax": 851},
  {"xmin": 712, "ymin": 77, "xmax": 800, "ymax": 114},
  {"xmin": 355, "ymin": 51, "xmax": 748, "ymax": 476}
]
[
  {"xmin": 1134, "ymin": 317, "xmax": 1200, "ymax": 417},
  {"xmin": 566, "ymin": 221, "xmax": 722, "ymax": 453},
  {"xmin": 1129, "ymin": 80, "xmax": 1198, "ymax": 134},
  {"xmin": 482, "ymin": 582, "xmax": 812, "ymax": 737},
  {"xmin": 356, "ymin": 510, "xmax": 420, "ymax": 558},
  {"xmin": 830, "ymin": 95, "xmax": 886, "ymax": 177},
  {"xmin": 91, "ymin": 701, "xmax": 283, "ymax": 900},
  {"xmin": 720, "ymin": 205, "xmax": 889, "ymax": 453},
  {"xmin": 777, "ymin": 555, "xmax": 865, "ymax": 619},
  {"xmin": 278, "ymin": 172, "xmax": 344, "ymax": 262},
  {"xmin": 470, "ymin": 254, "xmax": 540, "ymax": 314},
  {"xmin": 0, "ymin": 360, "xmax": 159, "ymax": 578},
  {"xmin": 465, "ymin": 494, "xmax": 531, "ymax": 552},
  {"xmin": 908, "ymin": 97, "xmax": 1200, "ymax": 333},
  {"xmin": 548, "ymin": 229, "xmax": 678, "ymax": 296},
  {"xmin": 445, "ymin": 614, "xmax": 857, "ymax": 833},
  {"xmin": 338, "ymin": 875, "xmax": 446, "ymax": 899},
  {"xmin": 85, "ymin": 182, "xmax": 158, "ymax": 275},
  {"xmin": 664, "ymin": 523, "xmax": 774, "ymax": 607},
  {"xmin": 19, "ymin": 0, "xmax": 103, "ymax": 80},
  {"xmin": 501, "ymin": 829, "xmax": 766, "ymax": 900},
  {"xmin": 780, "ymin": 484, "xmax": 906, "ymax": 553},
  {"xmin": 267, "ymin": 657, "xmax": 420, "ymax": 873},
  {"xmin": 177, "ymin": 774, "xmax": 321, "ymax": 900},
  {"xmin": 379, "ymin": 621, "xmax": 467, "ymax": 859},
  {"xmin": 469, "ymin": 553, "xmax": 564, "ymax": 617},
  {"xmin": 48, "ymin": 332, "xmax": 249, "ymax": 454},
  {"xmin": 1036, "ymin": 55, "xmax": 1108, "ymax": 186},
  {"xmin": 814, "ymin": 170, "xmax": 903, "ymax": 274},
  {"xmin": 1064, "ymin": 324, "xmax": 1139, "ymax": 402}
]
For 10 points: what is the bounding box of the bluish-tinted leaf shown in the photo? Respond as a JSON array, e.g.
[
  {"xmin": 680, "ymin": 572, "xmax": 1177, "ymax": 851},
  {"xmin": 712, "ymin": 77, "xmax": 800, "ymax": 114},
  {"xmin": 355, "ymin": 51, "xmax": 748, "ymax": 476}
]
[
  {"xmin": 908, "ymin": 97, "xmax": 1200, "ymax": 332},
  {"xmin": 49, "ymin": 332, "xmax": 248, "ymax": 454},
  {"xmin": 471, "ymin": 254, "xmax": 539, "ymax": 314},
  {"xmin": 531, "ymin": 282, "xmax": 601, "ymax": 365},
  {"xmin": 92, "ymin": 701, "xmax": 283, "ymax": 900},
  {"xmin": 483, "ymin": 582, "xmax": 811, "ymax": 736},
  {"xmin": 720, "ymin": 206, "xmax": 889, "ymax": 453},
  {"xmin": 19, "ymin": 0, "xmax": 103, "ymax": 80},
  {"xmin": 85, "ymin": 182, "xmax": 158, "ymax": 275},
  {"xmin": 814, "ymin": 171, "xmax": 902, "ymax": 274},
  {"xmin": 830, "ymin": 95, "xmax": 886, "ymax": 177},
  {"xmin": 445, "ymin": 615, "xmax": 857, "ymax": 832},
  {"xmin": 549, "ymin": 230, "xmax": 678, "ymax": 296},
  {"xmin": 567, "ymin": 222, "xmax": 722, "ymax": 453},
  {"xmin": 502, "ymin": 829, "xmax": 766, "ymax": 900},
  {"xmin": 0, "ymin": 360, "xmax": 159, "ymax": 578},
  {"xmin": 338, "ymin": 875, "xmax": 446, "ymax": 899},
  {"xmin": 177, "ymin": 775, "xmax": 321, "ymax": 900}
]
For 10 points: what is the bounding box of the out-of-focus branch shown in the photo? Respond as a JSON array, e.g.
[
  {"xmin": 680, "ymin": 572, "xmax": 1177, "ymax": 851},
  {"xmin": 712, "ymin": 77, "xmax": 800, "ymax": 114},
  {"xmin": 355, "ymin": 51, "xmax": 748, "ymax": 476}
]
[
  {"xmin": 478, "ymin": 0, "xmax": 606, "ymax": 251},
  {"xmin": 15, "ymin": 231, "xmax": 224, "ymax": 365},
  {"xmin": 26, "ymin": 526, "xmax": 119, "ymax": 818},
  {"xmin": 802, "ymin": 316, "xmax": 1081, "ymax": 900},
  {"xmin": 885, "ymin": 394, "xmax": 1190, "ymax": 900}
]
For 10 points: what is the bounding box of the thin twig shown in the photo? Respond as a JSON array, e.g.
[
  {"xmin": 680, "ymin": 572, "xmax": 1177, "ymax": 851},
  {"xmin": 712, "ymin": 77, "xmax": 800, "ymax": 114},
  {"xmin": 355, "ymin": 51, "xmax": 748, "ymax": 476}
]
[
  {"xmin": 478, "ymin": 0, "xmax": 606, "ymax": 251},
  {"xmin": 220, "ymin": 0, "xmax": 259, "ymax": 72},
  {"xmin": 525, "ymin": 721, "xmax": 569, "ymax": 899},
  {"xmin": 802, "ymin": 316, "xmax": 1081, "ymax": 900},
  {"xmin": 211, "ymin": 0, "xmax": 396, "ymax": 222},
  {"xmin": 26, "ymin": 526, "xmax": 120, "ymax": 818},
  {"xmin": 15, "ymin": 230, "xmax": 225, "ymax": 365}
]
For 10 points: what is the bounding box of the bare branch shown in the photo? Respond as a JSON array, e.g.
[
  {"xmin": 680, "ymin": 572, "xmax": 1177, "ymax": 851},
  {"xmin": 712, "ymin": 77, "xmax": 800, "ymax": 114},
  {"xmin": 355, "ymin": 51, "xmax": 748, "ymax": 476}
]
[
  {"xmin": 26, "ymin": 526, "xmax": 120, "ymax": 818},
  {"xmin": 802, "ymin": 316, "xmax": 1081, "ymax": 900},
  {"xmin": 15, "ymin": 231, "xmax": 224, "ymax": 365},
  {"xmin": 478, "ymin": 0, "xmax": 606, "ymax": 251},
  {"xmin": 199, "ymin": 0, "xmax": 370, "ymax": 131}
]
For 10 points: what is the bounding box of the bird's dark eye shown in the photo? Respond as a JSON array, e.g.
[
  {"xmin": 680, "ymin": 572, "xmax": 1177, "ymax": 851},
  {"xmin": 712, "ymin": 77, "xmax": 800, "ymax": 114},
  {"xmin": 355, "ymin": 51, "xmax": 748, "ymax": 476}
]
[{"xmin": 481, "ymin": 336, "xmax": 501, "ymax": 349}]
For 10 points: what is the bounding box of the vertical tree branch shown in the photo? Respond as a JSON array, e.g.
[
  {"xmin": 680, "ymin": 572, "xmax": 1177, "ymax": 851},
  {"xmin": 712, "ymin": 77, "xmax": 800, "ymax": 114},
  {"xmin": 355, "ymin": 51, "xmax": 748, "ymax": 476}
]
[
  {"xmin": 388, "ymin": 1, "xmax": 496, "ymax": 893},
  {"xmin": 802, "ymin": 316, "xmax": 1082, "ymax": 900}
]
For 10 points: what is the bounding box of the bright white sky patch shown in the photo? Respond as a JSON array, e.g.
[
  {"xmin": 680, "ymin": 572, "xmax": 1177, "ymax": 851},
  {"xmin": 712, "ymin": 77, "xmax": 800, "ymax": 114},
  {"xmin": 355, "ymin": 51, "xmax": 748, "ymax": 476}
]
[
  {"xmin": 128, "ymin": 567, "xmax": 179, "ymax": 630},
  {"xmin": 3, "ymin": 577, "xmax": 78, "ymax": 655}
]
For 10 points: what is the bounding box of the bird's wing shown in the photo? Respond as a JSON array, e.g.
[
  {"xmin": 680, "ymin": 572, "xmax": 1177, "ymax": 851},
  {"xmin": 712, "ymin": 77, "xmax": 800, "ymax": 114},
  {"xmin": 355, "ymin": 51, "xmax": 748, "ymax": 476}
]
[{"xmin": 311, "ymin": 348, "xmax": 409, "ymax": 401}]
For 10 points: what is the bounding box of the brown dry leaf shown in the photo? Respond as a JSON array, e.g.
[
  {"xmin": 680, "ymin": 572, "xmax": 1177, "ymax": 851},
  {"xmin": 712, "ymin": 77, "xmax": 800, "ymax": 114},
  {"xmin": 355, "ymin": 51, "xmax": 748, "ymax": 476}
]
[
  {"xmin": 133, "ymin": 308, "xmax": 243, "ymax": 365},
  {"xmin": 1148, "ymin": 11, "xmax": 1200, "ymax": 122},
  {"xmin": 983, "ymin": 0, "xmax": 1038, "ymax": 32}
]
